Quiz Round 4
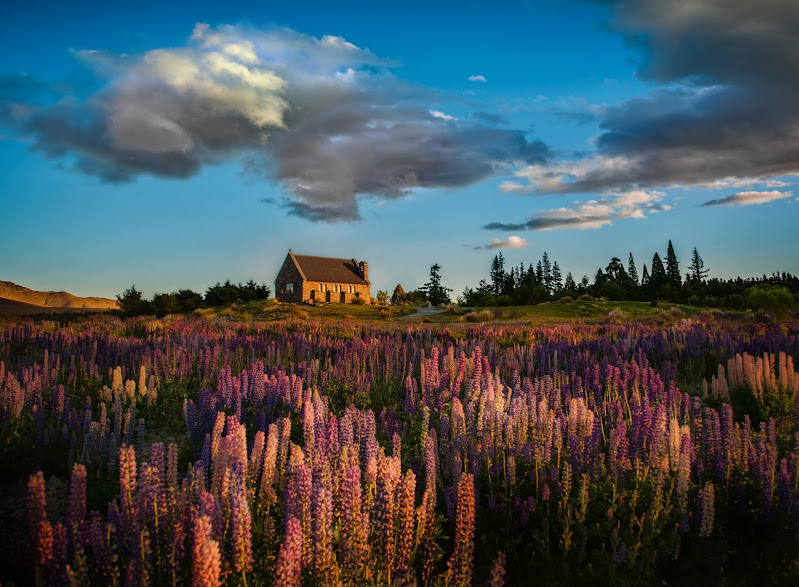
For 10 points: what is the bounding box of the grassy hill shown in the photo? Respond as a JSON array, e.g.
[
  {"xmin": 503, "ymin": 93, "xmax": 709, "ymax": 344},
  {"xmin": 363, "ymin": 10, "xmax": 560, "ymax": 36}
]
[{"xmin": 199, "ymin": 298, "xmax": 722, "ymax": 326}]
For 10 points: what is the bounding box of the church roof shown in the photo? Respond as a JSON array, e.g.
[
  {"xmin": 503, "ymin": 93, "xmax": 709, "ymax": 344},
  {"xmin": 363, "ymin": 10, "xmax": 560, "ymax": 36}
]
[{"xmin": 289, "ymin": 252, "xmax": 369, "ymax": 285}]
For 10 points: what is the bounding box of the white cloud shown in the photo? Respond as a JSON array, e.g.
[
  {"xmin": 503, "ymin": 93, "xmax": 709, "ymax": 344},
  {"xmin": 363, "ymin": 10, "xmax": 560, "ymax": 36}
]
[
  {"xmin": 692, "ymin": 177, "xmax": 790, "ymax": 190},
  {"xmin": 476, "ymin": 235, "xmax": 528, "ymax": 249},
  {"xmin": 429, "ymin": 109, "xmax": 458, "ymax": 121},
  {"xmin": 468, "ymin": 75, "xmax": 487, "ymax": 83},
  {"xmin": 701, "ymin": 190, "xmax": 793, "ymax": 207},
  {"xmin": 484, "ymin": 189, "xmax": 672, "ymax": 231}
]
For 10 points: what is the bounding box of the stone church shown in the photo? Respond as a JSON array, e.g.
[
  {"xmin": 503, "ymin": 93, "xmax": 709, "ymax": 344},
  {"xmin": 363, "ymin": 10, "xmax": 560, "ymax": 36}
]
[{"xmin": 274, "ymin": 250, "xmax": 371, "ymax": 303}]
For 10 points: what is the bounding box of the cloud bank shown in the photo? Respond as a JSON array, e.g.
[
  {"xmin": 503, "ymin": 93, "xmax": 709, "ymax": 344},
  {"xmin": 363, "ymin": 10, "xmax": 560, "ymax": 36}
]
[
  {"xmin": 0, "ymin": 24, "xmax": 549, "ymax": 222},
  {"xmin": 485, "ymin": 190, "xmax": 670, "ymax": 231},
  {"xmin": 499, "ymin": 0, "xmax": 799, "ymax": 198},
  {"xmin": 701, "ymin": 190, "xmax": 793, "ymax": 207}
]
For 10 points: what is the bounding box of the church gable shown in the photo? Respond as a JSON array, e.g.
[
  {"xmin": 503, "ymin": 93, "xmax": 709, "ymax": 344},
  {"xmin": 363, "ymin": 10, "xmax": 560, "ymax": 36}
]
[{"xmin": 275, "ymin": 250, "xmax": 371, "ymax": 303}]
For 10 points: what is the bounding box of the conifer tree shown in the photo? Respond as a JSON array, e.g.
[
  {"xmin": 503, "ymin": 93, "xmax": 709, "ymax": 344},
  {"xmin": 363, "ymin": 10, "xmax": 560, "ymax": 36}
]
[
  {"xmin": 628, "ymin": 253, "xmax": 639, "ymax": 285},
  {"xmin": 564, "ymin": 272, "xmax": 576, "ymax": 291},
  {"xmin": 490, "ymin": 253, "xmax": 506, "ymax": 296},
  {"xmin": 542, "ymin": 252, "xmax": 553, "ymax": 293},
  {"xmin": 688, "ymin": 247, "xmax": 709, "ymax": 282},
  {"xmin": 422, "ymin": 263, "xmax": 452, "ymax": 306},
  {"xmin": 650, "ymin": 253, "xmax": 666, "ymax": 290},
  {"xmin": 641, "ymin": 264, "xmax": 650, "ymax": 288},
  {"xmin": 535, "ymin": 261, "xmax": 543, "ymax": 284},
  {"xmin": 552, "ymin": 262, "xmax": 563, "ymax": 291},
  {"xmin": 665, "ymin": 240, "xmax": 681, "ymax": 287}
]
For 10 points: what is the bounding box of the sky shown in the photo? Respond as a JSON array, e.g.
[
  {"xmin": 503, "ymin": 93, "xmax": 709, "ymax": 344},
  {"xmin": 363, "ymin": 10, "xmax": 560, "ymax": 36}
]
[{"xmin": 2, "ymin": 0, "xmax": 798, "ymax": 300}]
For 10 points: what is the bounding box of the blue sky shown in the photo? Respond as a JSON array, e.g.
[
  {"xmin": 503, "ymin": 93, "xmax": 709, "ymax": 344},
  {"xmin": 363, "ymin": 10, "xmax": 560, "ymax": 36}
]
[{"xmin": 2, "ymin": 0, "xmax": 798, "ymax": 299}]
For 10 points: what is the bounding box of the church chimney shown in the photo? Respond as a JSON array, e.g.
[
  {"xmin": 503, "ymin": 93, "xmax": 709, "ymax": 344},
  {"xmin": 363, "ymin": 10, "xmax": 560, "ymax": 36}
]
[{"xmin": 359, "ymin": 261, "xmax": 368, "ymax": 282}]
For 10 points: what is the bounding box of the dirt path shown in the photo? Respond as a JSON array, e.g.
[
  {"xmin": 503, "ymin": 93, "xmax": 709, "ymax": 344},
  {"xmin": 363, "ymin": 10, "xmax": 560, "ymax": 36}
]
[{"xmin": 400, "ymin": 306, "xmax": 444, "ymax": 319}]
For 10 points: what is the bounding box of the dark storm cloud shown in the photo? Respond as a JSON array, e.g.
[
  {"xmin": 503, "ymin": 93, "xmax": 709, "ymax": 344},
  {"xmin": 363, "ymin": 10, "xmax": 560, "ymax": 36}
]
[
  {"xmin": 0, "ymin": 24, "xmax": 549, "ymax": 222},
  {"xmin": 503, "ymin": 0, "xmax": 799, "ymax": 196}
]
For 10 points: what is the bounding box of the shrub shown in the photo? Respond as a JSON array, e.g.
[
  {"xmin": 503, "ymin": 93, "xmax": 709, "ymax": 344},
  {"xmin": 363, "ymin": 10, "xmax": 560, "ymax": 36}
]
[{"xmin": 605, "ymin": 308, "xmax": 626, "ymax": 323}]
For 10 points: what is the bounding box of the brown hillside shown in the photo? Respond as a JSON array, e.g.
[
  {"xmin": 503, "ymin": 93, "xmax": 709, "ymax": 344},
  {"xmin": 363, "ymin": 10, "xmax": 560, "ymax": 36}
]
[{"xmin": 0, "ymin": 281, "xmax": 118, "ymax": 310}]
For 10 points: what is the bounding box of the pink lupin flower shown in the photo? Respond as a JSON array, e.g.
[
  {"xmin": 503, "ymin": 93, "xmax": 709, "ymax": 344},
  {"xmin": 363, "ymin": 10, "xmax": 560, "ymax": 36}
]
[
  {"xmin": 339, "ymin": 463, "xmax": 365, "ymax": 583},
  {"xmin": 27, "ymin": 470, "xmax": 47, "ymax": 539},
  {"xmin": 274, "ymin": 517, "xmax": 303, "ymax": 587},
  {"xmin": 394, "ymin": 469, "xmax": 416, "ymax": 575},
  {"xmin": 285, "ymin": 445, "xmax": 312, "ymax": 569},
  {"xmin": 119, "ymin": 444, "xmax": 137, "ymax": 524},
  {"xmin": 230, "ymin": 487, "xmax": 254, "ymax": 576},
  {"xmin": 259, "ymin": 423, "xmax": 279, "ymax": 508},
  {"xmin": 447, "ymin": 472, "xmax": 476, "ymax": 587},
  {"xmin": 36, "ymin": 519, "xmax": 54, "ymax": 567},
  {"xmin": 192, "ymin": 515, "xmax": 222, "ymax": 587},
  {"xmin": 486, "ymin": 551, "xmax": 506, "ymax": 587}
]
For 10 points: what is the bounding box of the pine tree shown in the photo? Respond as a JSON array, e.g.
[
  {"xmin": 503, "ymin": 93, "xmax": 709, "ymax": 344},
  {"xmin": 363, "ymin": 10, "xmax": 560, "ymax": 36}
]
[
  {"xmin": 552, "ymin": 262, "xmax": 563, "ymax": 291},
  {"xmin": 490, "ymin": 253, "xmax": 506, "ymax": 296},
  {"xmin": 641, "ymin": 264, "xmax": 650, "ymax": 288},
  {"xmin": 628, "ymin": 253, "xmax": 639, "ymax": 285},
  {"xmin": 688, "ymin": 247, "xmax": 709, "ymax": 282},
  {"xmin": 535, "ymin": 261, "xmax": 543, "ymax": 284},
  {"xmin": 542, "ymin": 252, "xmax": 553, "ymax": 293},
  {"xmin": 665, "ymin": 240, "xmax": 681, "ymax": 288},
  {"xmin": 650, "ymin": 253, "xmax": 666, "ymax": 290},
  {"xmin": 505, "ymin": 267, "xmax": 517, "ymax": 296},
  {"xmin": 564, "ymin": 272, "xmax": 576, "ymax": 291},
  {"xmin": 422, "ymin": 264, "xmax": 453, "ymax": 306}
]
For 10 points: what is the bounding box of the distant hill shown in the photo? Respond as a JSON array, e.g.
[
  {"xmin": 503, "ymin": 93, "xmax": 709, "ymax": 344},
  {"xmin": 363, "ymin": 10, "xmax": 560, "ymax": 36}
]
[{"xmin": 0, "ymin": 281, "xmax": 118, "ymax": 313}]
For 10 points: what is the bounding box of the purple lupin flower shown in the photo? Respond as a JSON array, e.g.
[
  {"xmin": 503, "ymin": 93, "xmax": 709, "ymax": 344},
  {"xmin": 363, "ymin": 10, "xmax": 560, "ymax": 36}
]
[
  {"xmin": 374, "ymin": 456, "xmax": 400, "ymax": 582},
  {"xmin": 66, "ymin": 463, "xmax": 88, "ymax": 540},
  {"xmin": 274, "ymin": 517, "xmax": 303, "ymax": 587},
  {"xmin": 614, "ymin": 542, "xmax": 627, "ymax": 564},
  {"xmin": 89, "ymin": 512, "xmax": 120, "ymax": 586},
  {"xmin": 192, "ymin": 515, "xmax": 222, "ymax": 587},
  {"xmin": 284, "ymin": 445, "xmax": 312, "ymax": 569},
  {"xmin": 312, "ymin": 482, "xmax": 337, "ymax": 583}
]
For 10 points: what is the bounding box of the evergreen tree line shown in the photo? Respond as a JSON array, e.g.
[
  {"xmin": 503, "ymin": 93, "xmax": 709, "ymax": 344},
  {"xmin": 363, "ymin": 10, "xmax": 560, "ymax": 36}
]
[
  {"xmin": 454, "ymin": 241, "xmax": 799, "ymax": 311},
  {"xmin": 117, "ymin": 280, "xmax": 272, "ymax": 317}
]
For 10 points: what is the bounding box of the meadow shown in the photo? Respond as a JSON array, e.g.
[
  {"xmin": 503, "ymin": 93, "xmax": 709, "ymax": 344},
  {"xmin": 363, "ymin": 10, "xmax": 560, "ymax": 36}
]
[{"xmin": 1, "ymin": 305, "xmax": 798, "ymax": 585}]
